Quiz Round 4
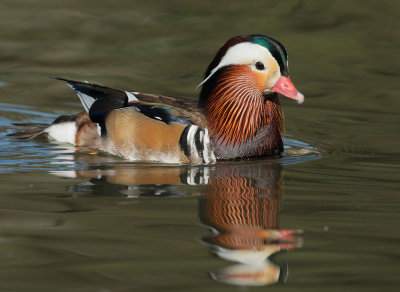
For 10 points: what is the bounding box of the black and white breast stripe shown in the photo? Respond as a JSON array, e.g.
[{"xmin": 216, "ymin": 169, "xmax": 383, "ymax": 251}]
[
  {"xmin": 179, "ymin": 167, "xmax": 211, "ymax": 185},
  {"xmin": 179, "ymin": 125, "xmax": 216, "ymax": 164}
]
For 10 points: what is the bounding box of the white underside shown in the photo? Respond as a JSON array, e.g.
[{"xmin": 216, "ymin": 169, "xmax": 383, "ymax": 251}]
[
  {"xmin": 103, "ymin": 139, "xmax": 183, "ymax": 164},
  {"xmin": 44, "ymin": 122, "xmax": 77, "ymax": 144},
  {"xmin": 128, "ymin": 152, "xmax": 182, "ymax": 164}
]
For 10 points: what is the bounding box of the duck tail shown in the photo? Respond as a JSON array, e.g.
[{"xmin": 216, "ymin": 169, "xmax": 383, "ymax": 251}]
[
  {"xmin": 7, "ymin": 123, "xmax": 49, "ymax": 139},
  {"xmin": 9, "ymin": 115, "xmax": 79, "ymax": 144}
]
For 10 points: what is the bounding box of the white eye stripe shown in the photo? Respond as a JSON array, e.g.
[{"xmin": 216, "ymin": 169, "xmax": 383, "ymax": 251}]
[{"xmin": 198, "ymin": 42, "xmax": 277, "ymax": 87}]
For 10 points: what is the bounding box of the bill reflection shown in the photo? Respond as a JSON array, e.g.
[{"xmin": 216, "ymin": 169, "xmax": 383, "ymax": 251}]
[{"xmin": 199, "ymin": 163, "xmax": 302, "ymax": 286}]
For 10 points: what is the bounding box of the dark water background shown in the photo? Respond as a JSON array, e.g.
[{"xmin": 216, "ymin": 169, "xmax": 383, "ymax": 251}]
[{"xmin": 0, "ymin": 0, "xmax": 399, "ymax": 291}]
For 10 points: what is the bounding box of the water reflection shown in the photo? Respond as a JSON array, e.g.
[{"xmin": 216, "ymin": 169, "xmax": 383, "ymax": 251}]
[
  {"xmin": 52, "ymin": 155, "xmax": 302, "ymax": 287},
  {"xmin": 200, "ymin": 163, "xmax": 302, "ymax": 286},
  {"xmin": 52, "ymin": 153, "xmax": 211, "ymax": 197}
]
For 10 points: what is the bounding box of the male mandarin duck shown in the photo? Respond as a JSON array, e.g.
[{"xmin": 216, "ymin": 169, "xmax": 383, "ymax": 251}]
[{"xmin": 12, "ymin": 35, "xmax": 304, "ymax": 164}]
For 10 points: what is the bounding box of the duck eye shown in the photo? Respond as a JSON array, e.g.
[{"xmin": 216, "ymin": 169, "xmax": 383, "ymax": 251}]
[{"xmin": 255, "ymin": 62, "xmax": 265, "ymax": 71}]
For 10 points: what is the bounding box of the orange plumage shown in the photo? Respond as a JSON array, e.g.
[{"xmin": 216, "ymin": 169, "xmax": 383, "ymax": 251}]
[{"xmin": 206, "ymin": 66, "xmax": 284, "ymax": 149}]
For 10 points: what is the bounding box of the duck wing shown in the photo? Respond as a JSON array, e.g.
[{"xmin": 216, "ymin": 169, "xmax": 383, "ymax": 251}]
[
  {"xmin": 55, "ymin": 78, "xmax": 214, "ymax": 163},
  {"xmin": 54, "ymin": 78, "xmax": 207, "ymax": 128}
]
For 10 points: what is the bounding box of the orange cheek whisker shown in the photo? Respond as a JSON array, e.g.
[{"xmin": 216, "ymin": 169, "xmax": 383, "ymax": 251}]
[
  {"xmin": 232, "ymin": 94, "xmax": 252, "ymax": 145},
  {"xmin": 206, "ymin": 66, "xmax": 283, "ymax": 149}
]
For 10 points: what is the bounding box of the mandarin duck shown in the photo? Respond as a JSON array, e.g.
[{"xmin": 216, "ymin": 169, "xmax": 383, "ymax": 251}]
[{"xmin": 11, "ymin": 35, "xmax": 304, "ymax": 164}]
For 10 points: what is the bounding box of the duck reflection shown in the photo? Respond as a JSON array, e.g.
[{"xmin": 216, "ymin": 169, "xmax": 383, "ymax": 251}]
[
  {"xmin": 51, "ymin": 151, "xmax": 302, "ymax": 286},
  {"xmin": 199, "ymin": 162, "xmax": 302, "ymax": 286},
  {"xmin": 50, "ymin": 148, "xmax": 214, "ymax": 196}
]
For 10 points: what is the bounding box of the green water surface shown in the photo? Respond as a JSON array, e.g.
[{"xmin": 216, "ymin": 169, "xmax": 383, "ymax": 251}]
[{"xmin": 0, "ymin": 0, "xmax": 399, "ymax": 291}]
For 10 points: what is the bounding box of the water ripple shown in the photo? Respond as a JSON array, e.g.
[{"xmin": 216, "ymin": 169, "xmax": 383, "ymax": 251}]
[{"xmin": 1, "ymin": 104, "xmax": 321, "ymax": 174}]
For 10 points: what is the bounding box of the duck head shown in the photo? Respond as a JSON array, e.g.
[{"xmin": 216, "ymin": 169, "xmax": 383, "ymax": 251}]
[{"xmin": 199, "ymin": 35, "xmax": 304, "ymax": 157}]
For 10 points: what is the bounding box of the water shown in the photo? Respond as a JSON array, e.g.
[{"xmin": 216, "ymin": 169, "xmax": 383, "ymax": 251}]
[{"xmin": 0, "ymin": 0, "xmax": 399, "ymax": 291}]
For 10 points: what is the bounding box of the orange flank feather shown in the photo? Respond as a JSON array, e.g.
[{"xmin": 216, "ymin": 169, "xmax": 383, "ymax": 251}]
[
  {"xmin": 206, "ymin": 66, "xmax": 284, "ymax": 148},
  {"xmin": 103, "ymin": 108, "xmax": 189, "ymax": 162}
]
